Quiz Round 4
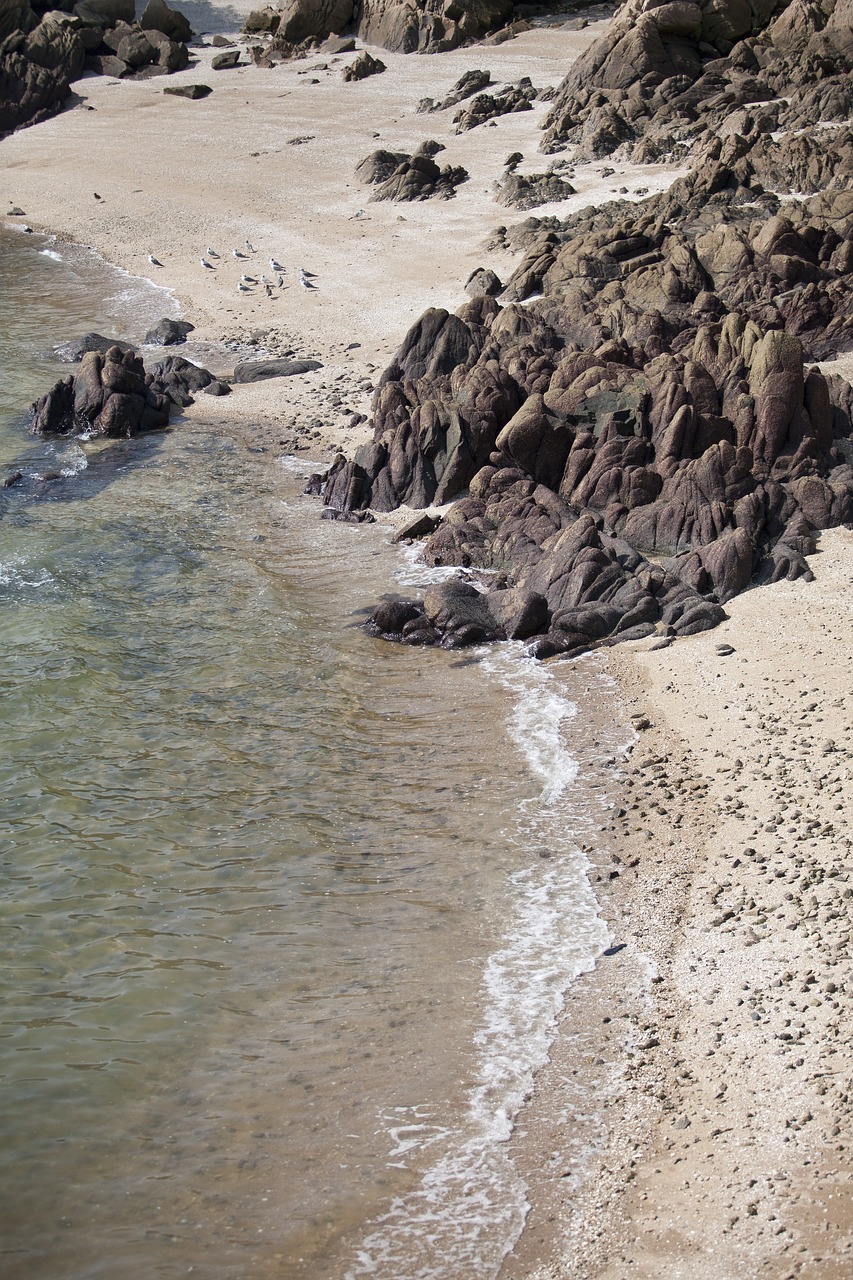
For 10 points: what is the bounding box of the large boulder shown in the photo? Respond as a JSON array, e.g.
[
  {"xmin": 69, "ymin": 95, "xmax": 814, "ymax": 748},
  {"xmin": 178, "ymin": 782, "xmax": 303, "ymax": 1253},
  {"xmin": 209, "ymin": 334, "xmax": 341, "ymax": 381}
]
[
  {"xmin": 0, "ymin": 8, "xmax": 86, "ymax": 135},
  {"xmin": 139, "ymin": 0, "xmax": 192, "ymax": 42}
]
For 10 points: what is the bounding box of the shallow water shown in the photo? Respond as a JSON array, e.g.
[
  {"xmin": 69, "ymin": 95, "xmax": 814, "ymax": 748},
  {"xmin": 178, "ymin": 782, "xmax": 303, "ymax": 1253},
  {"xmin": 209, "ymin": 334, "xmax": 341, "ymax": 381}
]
[{"xmin": 0, "ymin": 226, "xmax": 616, "ymax": 1279}]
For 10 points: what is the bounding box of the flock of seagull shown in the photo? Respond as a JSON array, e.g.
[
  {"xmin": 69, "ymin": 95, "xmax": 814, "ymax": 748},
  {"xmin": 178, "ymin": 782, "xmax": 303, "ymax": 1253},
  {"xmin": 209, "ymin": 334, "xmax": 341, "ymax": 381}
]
[{"xmin": 147, "ymin": 242, "xmax": 319, "ymax": 295}]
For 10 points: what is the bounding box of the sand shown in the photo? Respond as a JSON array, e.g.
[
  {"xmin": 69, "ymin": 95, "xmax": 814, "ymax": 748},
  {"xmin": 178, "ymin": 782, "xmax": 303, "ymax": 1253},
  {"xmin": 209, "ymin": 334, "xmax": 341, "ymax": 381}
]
[
  {"xmin": 505, "ymin": 530, "xmax": 853, "ymax": 1279},
  {"xmin": 4, "ymin": 7, "xmax": 852, "ymax": 1277}
]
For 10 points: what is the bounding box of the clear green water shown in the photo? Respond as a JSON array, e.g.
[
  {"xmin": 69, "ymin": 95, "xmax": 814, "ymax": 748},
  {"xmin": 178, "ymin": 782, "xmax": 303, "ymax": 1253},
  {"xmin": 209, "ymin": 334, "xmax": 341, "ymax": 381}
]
[{"xmin": 0, "ymin": 226, "xmax": 614, "ymax": 1280}]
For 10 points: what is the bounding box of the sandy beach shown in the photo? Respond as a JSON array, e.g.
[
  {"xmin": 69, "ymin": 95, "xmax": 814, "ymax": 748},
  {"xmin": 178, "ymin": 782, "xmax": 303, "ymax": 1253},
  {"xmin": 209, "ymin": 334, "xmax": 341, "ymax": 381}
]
[
  {"xmin": 4, "ymin": 5, "xmax": 852, "ymax": 1276},
  {"xmin": 505, "ymin": 527, "xmax": 853, "ymax": 1279}
]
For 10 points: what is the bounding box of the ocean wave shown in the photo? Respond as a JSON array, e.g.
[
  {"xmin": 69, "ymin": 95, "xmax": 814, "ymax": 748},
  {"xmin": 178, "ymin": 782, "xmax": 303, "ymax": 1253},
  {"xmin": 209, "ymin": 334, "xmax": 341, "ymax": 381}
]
[
  {"xmin": 347, "ymin": 646, "xmax": 609, "ymax": 1280},
  {"xmin": 38, "ymin": 248, "xmax": 63, "ymax": 262}
]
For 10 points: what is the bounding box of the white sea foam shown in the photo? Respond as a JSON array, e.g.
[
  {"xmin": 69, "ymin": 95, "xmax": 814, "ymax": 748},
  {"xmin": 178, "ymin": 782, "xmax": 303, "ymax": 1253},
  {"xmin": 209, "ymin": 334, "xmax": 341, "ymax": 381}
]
[
  {"xmin": 346, "ymin": 645, "xmax": 610, "ymax": 1280},
  {"xmin": 393, "ymin": 540, "xmax": 475, "ymax": 587},
  {"xmin": 38, "ymin": 248, "xmax": 63, "ymax": 262},
  {"xmin": 0, "ymin": 555, "xmax": 56, "ymax": 591},
  {"xmin": 60, "ymin": 446, "xmax": 89, "ymax": 477}
]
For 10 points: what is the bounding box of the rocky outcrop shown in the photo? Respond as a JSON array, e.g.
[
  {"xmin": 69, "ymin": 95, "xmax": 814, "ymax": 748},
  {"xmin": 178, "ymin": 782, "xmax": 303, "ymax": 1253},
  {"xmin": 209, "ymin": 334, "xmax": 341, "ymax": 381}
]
[
  {"xmin": 497, "ymin": 169, "xmax": 576, "ymax": 210},
  {"xmin": 358, "ymin": 0, "xmax": 513, "ymax": 51},
  {"xmin": 417, "ymin": 67, "xmax": 491, "ymax": 112},
  {"xmin": 342, "ymin": 49, "xmax": 386, "ymax": 79},
  {"xmin": 263, "ymin": 0, "xmax": 516, "ymax": 53},
  {"xmin": 0, "ymin": 0, "xmax": 195, "ymax": 132},
  {"xmin": 319, "ymin": 133, "xmax": 853, "ymax": 655},
  {"xmin": 356, "ymin": 141, "xmax": 469, "ymax": 200},
  {"xmin": 29, "ymin": 346, "xmax": 217, "ymax": 437},
  {"xmin": 453, "ymin": 77, "xmax": 538, "ymax": 131},
  {"xmin": 0, "ymin": 6, "xmax": 85, "ymax": 135},
  {"xmin": 542, "ymin": 0, "xmax": 853, "ymax": 166}
]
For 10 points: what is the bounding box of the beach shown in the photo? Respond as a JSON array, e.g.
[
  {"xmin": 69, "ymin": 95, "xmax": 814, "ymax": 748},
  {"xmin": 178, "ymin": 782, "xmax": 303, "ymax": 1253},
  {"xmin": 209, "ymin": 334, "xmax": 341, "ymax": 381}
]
[{"xmin": 4, "ymin": 5, "xmax": 852, "ymax": 1276}]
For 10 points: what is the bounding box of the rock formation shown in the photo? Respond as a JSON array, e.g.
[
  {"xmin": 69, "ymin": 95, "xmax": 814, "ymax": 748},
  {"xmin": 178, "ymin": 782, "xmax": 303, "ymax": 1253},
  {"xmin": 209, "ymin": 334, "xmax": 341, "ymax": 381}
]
[
  {"xmin": 29, "ymin": 346, "xmax": 217, "ymax": 437},
  {"xmin": 316, "ymin": 0, "xmax": 853, "ymax": 656},
  {"xmin": 256, "ymin": 0, "xmax": 526, "ymax": 54},
  {"xmin": 0, "ymin": 0, "xmax": 194, "ymax": 134},
  {"xmin": 356, "ymin": 140, "xmax": 469, "ymax": 200}
]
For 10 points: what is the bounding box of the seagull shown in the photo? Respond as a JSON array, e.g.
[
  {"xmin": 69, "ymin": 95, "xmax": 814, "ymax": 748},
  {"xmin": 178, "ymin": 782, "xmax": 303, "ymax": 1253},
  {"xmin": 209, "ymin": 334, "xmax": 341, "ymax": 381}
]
[
  {"xmin": 349, "ymin": 209, "xmax": 366, "ymax": 220},
  {"xmin": 237, "ymin": 281, "xmax": 252, "ymax": 293},
  {"xmin": 207, "ymin": 246, "xmax": 220, "ymax": 259},
  {"xmin": 148, "ymin": 254, "xmax": 163, "ymax": 266},
  {"xmin": 277, "ymin": 274, "xmax": 285, "ymax": 288},
  {"xmin": 200, "ymin": 257, "xmax": 215, "ymax": 269},
  {"xmin": 265, "ymin": 284, "xmax": 273, "ymax": 297},
  {"xmin": 232, "ymin": 248, "xmax": 248, "ymax": 259},
  {"xmin": 300, "ymin": 267, "xmax": 317, "ymax": 278},
  {"xmin": 261, "ymin": 273, "xmax": 271, "ymax": 285},
  {"xmin": 270, "ymin": 258, "xmax": 284, "ymax": 272},
  {"xmin": 246, "ymin": 239, "xmax": 256, "ymax": 254},
  {"xmin": 300, "ymin": 275, "xmax": 317, "ymax": 290},
  {"xmin": 240, "ymin": 274, "xmax": 257, "ymax": 284}
]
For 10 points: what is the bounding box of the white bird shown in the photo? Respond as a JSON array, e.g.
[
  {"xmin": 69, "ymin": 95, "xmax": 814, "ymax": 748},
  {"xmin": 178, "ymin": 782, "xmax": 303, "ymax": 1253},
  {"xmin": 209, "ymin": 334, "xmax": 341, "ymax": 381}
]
[
  {"xmin": 237, "ymin": 281, "xmax": 252, "ymax": 293},
  {"xmin": 232, "ymin": 248, "xmax": 248, "ymax": 259},
  {"xmin": 261, "ymin": 273, "xmax": 271, "ymax": 285},
  {"xmin": 207, "ymin": 246, "xmax": 220, "ymax": 258},
  {"xmin": 277, "ymin": 274, "xmax": 285, "ymax": 288},
  {"xmin": 270, "ymin": 258, "xmax": 284, "ymax": 272},
  {"xmin": 300, "ymin": 267, "xmax": 317, "ymax": 278},
  {"xmin": 148, "ymin": 254, "xmax": 163, "ymax": 266},
  {"xmin": 240, "ymin": 274, "xmax": 257, "ymax": 284},
  {"xmin": 246, "ymin": 239, "xmax": 256, "ymax": 253},
  {"xmin": 200, "ymin": 257, "xmax": 215, "ymax": 269},
  {"xmin": 300, "ymin": 275, "xmax": 317, "ymax": 290}
]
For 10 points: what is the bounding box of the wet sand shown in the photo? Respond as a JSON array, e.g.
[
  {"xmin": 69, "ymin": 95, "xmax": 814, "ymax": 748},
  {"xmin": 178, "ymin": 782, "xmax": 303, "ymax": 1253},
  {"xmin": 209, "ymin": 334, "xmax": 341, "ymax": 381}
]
[
  {"xmin": 503, "ymin": 528, "xmax": 853, "ymax": 1279},
  {"xmin": 4, "ymin": 7, "xmax": 852, "ymax": 1277}
]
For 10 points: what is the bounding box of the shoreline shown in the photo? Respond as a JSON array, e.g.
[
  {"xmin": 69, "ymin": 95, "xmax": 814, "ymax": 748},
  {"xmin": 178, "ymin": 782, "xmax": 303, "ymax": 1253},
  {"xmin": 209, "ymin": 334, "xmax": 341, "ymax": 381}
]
[
  {"xmin": 503, "ymin": 528, "xmax": 853, "ymax": 1279},
  {"xmin": 5, "ymin": 10, "xmax": 853, "ymax": 1279}
]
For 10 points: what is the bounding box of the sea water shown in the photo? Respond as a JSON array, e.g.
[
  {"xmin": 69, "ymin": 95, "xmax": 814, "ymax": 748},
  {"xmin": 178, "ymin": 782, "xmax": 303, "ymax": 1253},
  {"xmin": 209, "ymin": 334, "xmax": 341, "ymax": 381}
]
[{"xmin": 0, "ymin": 225, "xmax": 617, "ymax": 1280}]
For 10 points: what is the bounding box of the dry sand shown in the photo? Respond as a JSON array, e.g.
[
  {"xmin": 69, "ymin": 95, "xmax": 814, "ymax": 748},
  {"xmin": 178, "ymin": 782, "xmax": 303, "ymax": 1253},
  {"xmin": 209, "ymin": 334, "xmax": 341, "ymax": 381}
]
[
  {"xmin": 505, "ymin": 530, "xmax": 853, "ymax": 1279},
  {"xmin": 5, "ymin": 7, "xmax": 853, "ymax": 1278}
]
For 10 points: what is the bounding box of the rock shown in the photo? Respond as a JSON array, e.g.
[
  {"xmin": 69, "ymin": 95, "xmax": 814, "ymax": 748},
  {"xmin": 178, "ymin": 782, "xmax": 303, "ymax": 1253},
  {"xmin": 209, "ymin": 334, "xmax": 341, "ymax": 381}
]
[
  {"xmin": 418, "ymin": 67, "xmax": 491, "ymax": 112},
  {"xmin": 202, "ymin": 379, "xmax": 231, "ymax": 396},
  {"xmin": 321, "ymin": 34, "xmax": 356, "ymax": 52},
  {"xmin": 115, "ymin": 30, "xmax": 158, "ymax": 68},
  {"xmin": 357, "ymin": 0, "xmax": 513, "ymax": 53},
  {"xmin": 342, "ymin": 50, "xmax": 385, "ymax": 81},
  {"xmin": 0, "ymin": 10, "xmax": 86, "ymax": 136},
  {"xmin": 242, "ymin": 6, "xmax": 281, "ymax": 34},
  {"xmin": 211, "ymin": 49, "xmax": 241, "ymax": 69},
  {"xmin": 143, "ymin": 318, "xmax": 195, "ymax": 345},
  {"xmin": 422, "ymin": 580, "xmax": 505, "ymax": 645},
  {"xmin": 85, "ymin": 53, "xmax": 131, "ymax": 77},
  {"xmin": 311, "ymin": 0, "xmax": 853, "ymax": 656},
  {"xmin": 146, "ymin": 354, "xmax": 215, "ymax": 406},
  {"xmin": 163, "ymin": 82, "xmax": 211, "ymax": 98},
  {"xmin": 145, "ymin": 31, "xmax": 190, "ymax": 72},
  {"xmin": 74, "ymin": 0, "xmax": 134, "ymax": 24},
  {"xmin": 496, "ymin": 170, "xmax": 576, "ymax": 210},
  {"xmin": 372, "ymin": 599, "xmax": 422, "ymax": 633},
  {"xmin": 391, "ymin": 512, "xmax": 441, "ymax": 542},
  {"xmin": 464, "ymin": 266, "xmax": 503, "ymax": 297},
  {"xmin": 53, "ymin": 332, "xmax": 136, "ymax": 362},
  {"xmin": 30, "ymin": 345, "xmax": 172, "ymax": 437},
  {"xmin": 139, "ymin": 0, "xmax": 191, "ymax": 42},
  {"xmin": 232, "ymin": 358, "xmax": 323, "ymax": 382},
  {"xmin": 454, "ymin": 81, "xmax": 536, "ymax": 132}
]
